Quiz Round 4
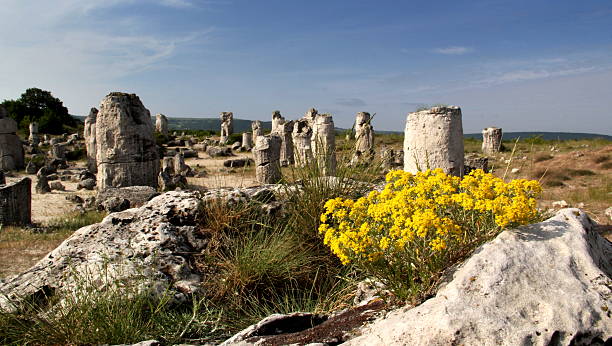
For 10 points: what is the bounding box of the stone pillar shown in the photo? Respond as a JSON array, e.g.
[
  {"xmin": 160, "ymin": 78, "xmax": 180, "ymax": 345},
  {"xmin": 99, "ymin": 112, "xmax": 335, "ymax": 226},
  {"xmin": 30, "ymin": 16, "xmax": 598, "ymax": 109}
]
[
  {"xmin": 271, "ymin": 110, "xmax": 283, "ymax": 133},
  {"xmin": 251, "ymin": 121, "xmax": 263, "ymax": 143},
  {"xmin": 381, "ymin": 147, "xmax": 395, "ymax": 171},
  {"xmin": 278, "ymin": 120, "xmax": 294, "ymax": 167},
  {"xmin": 155, "ymin": 113, "xmax": 169, "ymax": 136},
  {"xmin": 95, "ymin": 92, "xmax": 160, "ymax": 190},
  {"xmin": 351, "ymin": 112, "xmax": 374, "ymax": 164},
  {"xmin": 0, "ymin": 178, "xmax": 31, "ymax": 225},
  {"xmin": 220, "ymin": 112, "xmax": 233, "ymax": 144},
  {"xmin": 253, "ymin": 135, "xmax": 282, "ymax": 184},
  {"xmin": 292, "ymin": 119, "xmax": 313, "ymax": 167},
  {"xmin": 0, "ymin": 105, "xmax": 25, "ymax": 171},
  {"xmin": 312, "ymin": 114, "xmax": 336, "ymax": 176},
  {"xmin": 173, "ymin": 153, "xmax": 191, "ymax": 176},
  {"xmin": 84, "ymin": 107, "xmax": 98, "ymax": 173},
  {"xmin": 29, "ymin": 122, "xmax": 39, "ymax": 145},
  {"xmin": 403, "ymin": 106, "xmax": 464, "ymax": 176},
  {"xmin": 241, "ymin": 132, "xmax": 253, "ymax": 150},
  {"xmin": 481, "ymin": 127, "xmax": 503, "ymax": 155},
  {"xmin": 304, "ymin": 108, "xmax": 318, "ymax": 125}
]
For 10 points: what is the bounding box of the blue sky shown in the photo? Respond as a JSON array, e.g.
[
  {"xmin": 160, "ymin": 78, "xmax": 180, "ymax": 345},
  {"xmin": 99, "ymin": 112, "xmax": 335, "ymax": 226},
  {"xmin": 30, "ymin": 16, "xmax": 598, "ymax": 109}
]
[{"xmin": 1, "ymin": 0, "xmax": 611, "ymax": 134}]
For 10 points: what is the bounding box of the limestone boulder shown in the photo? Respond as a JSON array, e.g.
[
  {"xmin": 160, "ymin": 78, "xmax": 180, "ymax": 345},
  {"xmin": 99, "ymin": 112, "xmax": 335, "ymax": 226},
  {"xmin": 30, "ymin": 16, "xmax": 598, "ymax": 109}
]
[
  {"xmin": 96, "ymin": 186, "xmax": 158, "ymax": 209},
  {"xmin": 347, "ymin": 209, "xmax": 612, "ymax": 346},
  {"xmin": 95, "ymin": 92, "xmax": 159, "ymax": 189}
]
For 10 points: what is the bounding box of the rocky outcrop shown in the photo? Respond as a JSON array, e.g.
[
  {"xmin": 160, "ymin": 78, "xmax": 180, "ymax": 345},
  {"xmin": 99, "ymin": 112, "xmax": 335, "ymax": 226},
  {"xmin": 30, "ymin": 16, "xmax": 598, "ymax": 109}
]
[
  {"xmin": 0, "ymin": 105, "xmax": 25, "ymax": 171},
  {"xmin": 347, "ymin": 209, "xmax": 612, "ymax": 346},
  {"xmin": 96, "ymin": 186, "xmax": 159, "ymax": 209},
  {"xmin": 95, "ymin": 92, "xmax": 159, "ymax": 189},
  {"xmin": 84, "ymin": 108, "xmax": 98, "ymax": 173},
  {"xmin": 404, "ymin": 106, "xmax": 464, "ymax": 176},
  {"xmin": 0, "ymin": 178, "xmax": 31, "ymax": 225}
]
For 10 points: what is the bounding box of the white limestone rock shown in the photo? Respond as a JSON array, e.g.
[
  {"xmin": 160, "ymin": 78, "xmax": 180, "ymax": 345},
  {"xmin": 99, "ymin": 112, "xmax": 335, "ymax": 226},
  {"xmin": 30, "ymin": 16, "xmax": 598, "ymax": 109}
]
[
  {"xmin": 95, "ymin": 92, "xmax": 159, "ymax": 190},
  {"xmin": 403, "ymin": 106, "xmax": 464, "ymax": 176},
  {"xmin": 347, "ymin": 209, "xmax": 612, "ymax": 346}
]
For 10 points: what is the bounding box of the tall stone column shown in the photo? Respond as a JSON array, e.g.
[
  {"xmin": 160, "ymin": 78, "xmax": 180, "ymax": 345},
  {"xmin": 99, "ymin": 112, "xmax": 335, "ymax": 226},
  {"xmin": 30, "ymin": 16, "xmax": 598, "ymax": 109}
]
[
  {"xmin": 292, "ymin": 119, "xmax": 313, "ymax": 167},
  {"xmin": 271, "ymin": 110, "xmax": 283, "ymax": 133},
  {"xmin": 251, "ymin": 120, "xmax": 263, "ymax": 143},
  {"xmin": 403, "ymin": 106, "xmax": 464, "ymax": 176},
  {"xmin": 253, "ymin": 135, "xmax": 282, "ymax": 184},
  {"xmin": 84, "ymin": 107, "xmax": 98, "ymax": 172},
  {"xmin": 351, "ymin": 112, "xmax": 374, "ymax": 164},
  {"xmin": 220, "ymin": 112, "xmax": 233, "ymax": 144},
  {"xmin": 155, "ymin": 113, "xmax": 169, "ymax": 136},
  {"xmin": 481, "ymin": 127, "xmax": 503, "ymax": 155},
  {"xmin": 29, "ymin": 122, "xmax": 39, "ymax": 145},
  {"xmin": 241, "ymin": 132, "xmax": 254, "ymax": 150},
  {"xmin": 312, "ymin": 114, "xmax": 336, "ymax": 176},
  {"xmin": 278, "ymin": 120, "xmax": 294, "ymax": 167},
  {"xmin": 0, "ymin": 106, "xmax": 25, "ymax": 171},
  {"xmin": 95, "ymin": 92, "xmax": 159, "ymax": 189}
]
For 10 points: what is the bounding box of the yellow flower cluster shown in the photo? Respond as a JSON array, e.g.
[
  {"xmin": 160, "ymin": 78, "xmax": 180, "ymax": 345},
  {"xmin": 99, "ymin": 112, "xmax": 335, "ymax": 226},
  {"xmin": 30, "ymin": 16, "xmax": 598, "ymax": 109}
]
[{"xmin": 319, "ymin": 169, "xmax": 541, "ymax": 265}]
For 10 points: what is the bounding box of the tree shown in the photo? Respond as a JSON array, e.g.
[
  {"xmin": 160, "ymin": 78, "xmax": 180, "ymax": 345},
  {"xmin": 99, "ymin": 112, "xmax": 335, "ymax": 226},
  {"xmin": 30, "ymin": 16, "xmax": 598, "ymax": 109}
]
[{"xmin": 1, "ymin": 88, "xmax": 77, "ymax": 134}]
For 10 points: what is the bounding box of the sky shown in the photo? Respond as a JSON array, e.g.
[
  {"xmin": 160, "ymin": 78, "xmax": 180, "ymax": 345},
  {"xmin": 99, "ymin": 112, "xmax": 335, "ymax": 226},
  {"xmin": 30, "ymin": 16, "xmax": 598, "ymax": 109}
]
[{"xmin": 1, "ymin": 0, "xmax": 611, "ymax": 134}]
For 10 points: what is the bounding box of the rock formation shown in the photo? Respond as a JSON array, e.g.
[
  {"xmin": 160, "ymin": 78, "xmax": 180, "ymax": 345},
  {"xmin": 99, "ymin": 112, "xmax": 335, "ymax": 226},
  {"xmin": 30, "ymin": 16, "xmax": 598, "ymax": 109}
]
[
  {"xmin": 241, "ymin": 132, "xmax": 254, "ymax": 151},
  {"xmin": 84, "ymin": 107, "xmax": 98, "ymax": 173},
  {"xmin": 347, "ymin": 209, "xmax": 612, "ymax": 346},
  {"xmin": 304, "ymin": 107, "xmax": 318, "ymax": 125},
  {"xmin": 28, "ymin": 122, "xmax": 39, "ymax": 145},
  {"xmin": 292, "ymin": 119, "xmax": 313, "ymax": 167},
  {"xmin": 50, "ymin": 143, "xmax": 66, "ymax": 160},
  {"xmin": 155, "ymin": 113, "xmax": 169, "ymax": 136},
  {"xmin": 270, "ymin": 113, "xmax": 294, "ymax": 167},
  {"xmin": 0, "ymin": 105, "xmax": 25, "ymax": 171},
  {"xmin": 220, "ymin": 112, "xmax": 234, "ymax": 144},
  {"xmin": 404, "ymin": 106, "xmax": 464, "ymax": 176},
  {"xmin": 482, "ymin": 127, "xmax": 503, "ymax": 155},
  {"xmin": 0, "ymin": 178, "xmax": 31, "ymax": 225},
  {"xmin": 251, "ymin": 120, "xmax": 263, "ymax": 143},
  {"xmin": 253, "ymin": 135, "xmax": 282, "ymax": 184},
  {"xmin": 95, "ymin": 92, "xmax": 159, "ymax": 190},
  {"xmin": 311, "ymin": 113, "xmax": 336, "ymax": 176},
  {"xmin": 351, "ymin": 112, "xmax": 374, "ymax": 165}
]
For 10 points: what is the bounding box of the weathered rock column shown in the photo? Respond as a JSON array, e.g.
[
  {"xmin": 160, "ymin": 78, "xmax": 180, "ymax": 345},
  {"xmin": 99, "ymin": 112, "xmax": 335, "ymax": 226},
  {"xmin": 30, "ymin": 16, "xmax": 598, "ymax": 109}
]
[
  {"xmin": 403, "ymin": 106, "xmax": 464, "ymax": 176},
  {"xmin": 84, "ymin": 107, "xmax": 98, "ymax": 173},
  {"xmin": 292, "ymin": 119, "xmax": 313, "ymax": 167},
  {"xmin": 278, "ymin": 120, "xmax": 294, "ymax": 167},
  {"xmin": 271, "ymin": 110, "xmax": 283, "ymax": 133},
  {"xmin": 253, "ymin": 135, "xmax": 282, "ymax": 184},
  {"xmin": 155, "ymin": 113, "xmax": 169, "ymax": 136},
  {"xmin": 220, "ymin": 112, "xmax": 233, "ymax": 144},
  {"xmin": 482, "ymin": 127, "xmax": 503, "ymax": 155},
  {"xmin": 28, "ymin": 122, "xmax": 39, "ymax": 146},
  {"xmin": 351, "ymin": 112, "xmax": 374, "ymax": 164},
  {"xmin": 0, "ymin": 105, "xmax": 25, "ymax": 171},
  {"xmin": 95, "ymin": 92, "xmax": 159, "ymax": 190},
  {"xmin": 312, "ymin": 114, "xmax": 337, "ymax": 176},
  {"xmin": 381, "ymin": 147, "xmax": 395, "ymax": 171},
  {"xmin": 251, "ymin": 120, "xmax": 263, "ymax": 143},
  {"xmin": 241, "ymin": 132, "xmax": 254, "ymax": 150},
  {"xmin": 0, "ymin": 178, "xmax": 31, "ymax": 225},
  {"xmin": 161, "ymin": 157, "xmax": 175, "ymax": 175},
  {"xmin": 304, "ymin": 108, "xmax": 318, "ymax": 125}
]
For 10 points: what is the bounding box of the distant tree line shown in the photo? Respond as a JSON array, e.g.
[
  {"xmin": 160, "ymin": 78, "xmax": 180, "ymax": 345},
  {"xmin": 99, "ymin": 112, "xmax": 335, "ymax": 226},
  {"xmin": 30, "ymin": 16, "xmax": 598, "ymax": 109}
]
[{"xmin": 1, "ymin": 88, "xmax": 78, "ymax": 134}]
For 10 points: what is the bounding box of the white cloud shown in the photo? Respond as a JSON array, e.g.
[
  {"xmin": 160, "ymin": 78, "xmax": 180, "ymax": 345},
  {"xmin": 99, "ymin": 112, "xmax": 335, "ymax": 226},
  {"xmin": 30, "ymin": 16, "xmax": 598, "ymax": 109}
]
[{"xmin": 434, "ymin": 46, "xmax": 473, "ymax": 55}]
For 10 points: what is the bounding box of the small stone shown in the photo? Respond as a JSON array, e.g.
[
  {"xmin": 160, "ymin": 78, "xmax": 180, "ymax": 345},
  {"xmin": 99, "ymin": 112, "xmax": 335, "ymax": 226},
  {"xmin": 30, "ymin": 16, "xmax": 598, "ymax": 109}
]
[
  {"xmin": 552, "ymin": 200, "xmax": 568, "ymax": 208},
  {"xmin": 511, "ymin": 168, "xmax": 520, "ymax": 174},
  {"xmin": 77, "ymin": 178, "xmax": 96, "ymax": 190},
  {"xmin": 49, "ymin": 181, "xmax": 65, "ymax": 191}
]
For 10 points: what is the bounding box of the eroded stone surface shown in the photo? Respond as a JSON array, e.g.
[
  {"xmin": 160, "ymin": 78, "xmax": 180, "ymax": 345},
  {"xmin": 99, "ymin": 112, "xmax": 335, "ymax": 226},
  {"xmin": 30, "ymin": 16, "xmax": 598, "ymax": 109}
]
[
  {"xmin": 347, "ymin": 209, "xmax": 612, "ymax": 346},
  {"xmin": 311, "ymin": 114, "xmax": 336, "ymax": 176},
  {"xmin": 482, "ymin": 127, "xmax": 503, "ymax": 155},
  {"xmin": 220, "ymin": 112, "xmax": 234, "ymax": 144},
  {"xmin": 351, "ymin": 112, "xmax": 374, "ymax": 165},
  {"xmin": 0, "ymin": 105, "xmax": 25, "ymax": 171},
  {"xmin": 253, "ymin": 135, "xmax": 282, "ymax": 184},
  {"xmin": 292, "ymin": 119, "xmax": 313, "ymax": 167},
  {"xmin": 84, "ymin": 107, "xmax": 98, "ymax": 173},
  {"xmin": 95, "ymin": 92, "xmax": 159, "ymax": 189},
  {"xmin": 0, "ymin": 178, "xmax": 31, "ymax": 225},
  {"xmin": 404, "ymin": 106, "xmax": 464, "ymax": 176},
  {"xmin": 155, "ymin": 113, "xmax": 168, "ymax": 136}
]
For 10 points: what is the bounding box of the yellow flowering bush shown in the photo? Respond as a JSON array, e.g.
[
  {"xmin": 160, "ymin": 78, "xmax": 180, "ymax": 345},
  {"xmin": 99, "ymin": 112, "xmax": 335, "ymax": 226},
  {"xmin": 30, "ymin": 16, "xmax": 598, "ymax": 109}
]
[{"xmin": 319, "ymin": 168, "xmax": 541, "ymax": 300}]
